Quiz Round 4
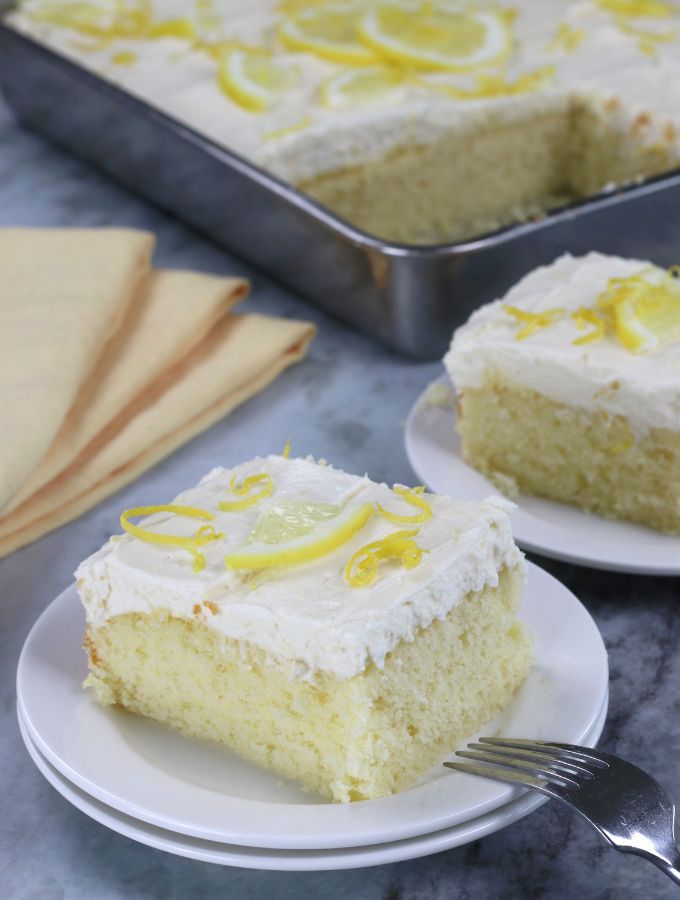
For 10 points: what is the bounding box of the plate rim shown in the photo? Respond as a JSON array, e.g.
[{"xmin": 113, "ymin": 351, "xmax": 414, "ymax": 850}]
[
  {"xmin": 17, "ymin": 700, "xmax": 607, "ymax": 871},
  {"xmin": 405, "ymin": 375, "xmax": 680, "ymax": 576},
  {"xmin": 17, "ymin": 569, "xmax": 608, "ymax": 850}
]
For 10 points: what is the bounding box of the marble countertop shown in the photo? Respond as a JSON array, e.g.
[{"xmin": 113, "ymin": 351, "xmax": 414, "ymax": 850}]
[{"xmin": 1, "ymin": 96, "xmax": 679, "ymax": 900}]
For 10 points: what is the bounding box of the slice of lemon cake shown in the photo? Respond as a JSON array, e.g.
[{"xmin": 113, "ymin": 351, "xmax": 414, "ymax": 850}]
[
  {"xmin": 75, "ymin": 454, "xmax": 531, "ymax": 802},
  {"xmin": 445, "ymin": 252, "xmax": 680, "ymax": 533}
]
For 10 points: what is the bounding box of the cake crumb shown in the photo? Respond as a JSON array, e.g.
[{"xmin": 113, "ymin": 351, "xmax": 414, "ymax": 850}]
[
  {"xmin": 489, "ymin": 470, "xmax": 520, "ymax": 499},
  {"xmin": 422, "ymin": 381, "xmax": 455, "ymax": 411},
  {"xmin": 203, "ymin": 600, "xmax": 219, "ymax": 615}
]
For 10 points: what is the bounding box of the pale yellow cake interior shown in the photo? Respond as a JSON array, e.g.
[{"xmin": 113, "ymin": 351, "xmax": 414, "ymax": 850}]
[
  {"xmin": 457, "ymin": 373, "xmax": 680, "ymax": 534},
  {"xmin": 299, "ymin": 100, "xmax": 673, "ymax": 244},
  {"xmin": 83, "ymin": 564, "xmax": 531, "ymax": 802}
]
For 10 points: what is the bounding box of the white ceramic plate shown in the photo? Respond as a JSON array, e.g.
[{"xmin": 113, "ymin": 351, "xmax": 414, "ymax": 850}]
[
  {"xmin": 17, "ymin": 568, "xmax": 607, "ymax": 850},
  {"xmin": 406, "ymin": 376, "xmax": 680, "ymax": 575},
  {"xmin": 17, "ymin": 695, "xmax": 608, "ymax": 871}
]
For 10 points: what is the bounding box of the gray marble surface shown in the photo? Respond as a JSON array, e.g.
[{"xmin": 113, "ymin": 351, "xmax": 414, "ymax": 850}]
[{"xmin": 1, "ymin": 96, "xmax": 680, "ymax": 900}]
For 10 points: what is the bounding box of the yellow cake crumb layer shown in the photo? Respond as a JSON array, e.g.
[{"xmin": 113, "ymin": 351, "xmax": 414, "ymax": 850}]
[
  {"xmin": 83, "ymin": 565, "xmax": 531, "ymax": 802},
  {"xmin": 299, "ymin": 101, "xmax": 672, "ymax": 244},
  {"xmin": 457, "ymin": 373, "xmax": 680, "ymax": 534}
]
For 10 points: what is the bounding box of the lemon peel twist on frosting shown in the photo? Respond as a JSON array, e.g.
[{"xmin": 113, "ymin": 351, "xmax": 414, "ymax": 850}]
[
  {"xmin": 218, "ymin": 472, "xmax": 274, "ymax": 511},
  {"xmin": 505, "ymin": 305, "xmax": 566, "ymax": 340},
  {"xmin": 345, "ymin": 528, "xmax": 426, "ymax": 588},
  {"xmin": 120, "ymin": 505, "xmax": 223, "ymax": 573},
  {"xmin": 375, "ymin": 485, "xmax": 433, "ymax": 525}
]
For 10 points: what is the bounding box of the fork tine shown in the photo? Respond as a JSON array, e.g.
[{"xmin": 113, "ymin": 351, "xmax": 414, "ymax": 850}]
[
  {"xmin": 478, "ymin": 737, "xmax": 609, "ymax": 769},
  {"xmin": 443, "ymin": 760, "xmax": 566, "ymax": 799},
  {"xmin": 455, "ymin": 749, "xmax": 582, "ymax": 790},
  {"xmin": 466, "ymin": 743, "xmax": 596, "ymax": 779}
]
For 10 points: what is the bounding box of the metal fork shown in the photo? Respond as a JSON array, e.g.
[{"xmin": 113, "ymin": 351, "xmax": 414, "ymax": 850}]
[{"xmin": 444, "ymin": 737, "xmax": 680, "ymax": 886}]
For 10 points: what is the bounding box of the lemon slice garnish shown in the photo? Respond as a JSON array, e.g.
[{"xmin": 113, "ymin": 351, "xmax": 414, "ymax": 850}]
[
  {"xmin": 218, "ymin": 49, "xmax": 298, "ymax": 112},
  {"xmin": 597, "ymin": 267, "xmax": 680, "ymax": 353},
  {"xmin": 219, "ymin": 473, "xmax": 274, "ymax": 511},
  {"xmin": 225, "ymin": 502, "xmax": 373, "ymax": 570},
  {"xmin": 279, "ymin": 6, "xmax": 378, "ymax": 65},
  {"xmin": 120, "ymin": 505, "xmax": 223, "ymax": 573},
  {"xmin": 321, "ymin": 65, "xmax": 407, "ymax": 109},
  {"xmin": 358, "ymin": 5, "xmax": 511, "ymax": 72},
  {"xmin": 345, "ymin": 528, "xmax": 425, "ymax": 588},
  {"xmin": 250, "ymin": 501, "xmax": 342, "ymax": 543},
  {"xmin": 375, "ymin": 485, "xmax": 433, "ymax": 525}
]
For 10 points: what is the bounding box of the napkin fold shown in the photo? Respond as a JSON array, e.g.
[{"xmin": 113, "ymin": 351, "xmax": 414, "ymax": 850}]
[
  {"xmin": 0, "ymin": 228, "xmax": 315, "ymax": 557},
  {"xmin": 5, "ymin": 267, "xmax": 248, "ymax": 513},
  {"xmin": 0, "ymin": 228, "xmax": 153, "ymax": 510}
]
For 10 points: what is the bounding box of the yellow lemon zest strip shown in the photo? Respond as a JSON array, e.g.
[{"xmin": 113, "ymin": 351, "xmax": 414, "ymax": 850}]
[
  {"xmin": 549, "ymin": 23, "xmax": 585, "ymax": 52},
  {"xmin": 225, "ymin": 503, "xmax": 373, "ymax": 570},
  {"xmin": 597, "ymin": 0, "xmax": 673, "ymax": 17},
  {"xmin": 571, "ymin": 306, "xmax": 607, "ymax": 345},
  {"xmin": 282, "ymin": 439, "xmax": 292, "ymax": 458},
  {"xmin": 440, "ymin": 66, "xmax": 555, "ymax": 100},
  {"xmin": 345, "ymin": 528, "xmax": 426, "ymax": 588},
  {"xmin": 218, "ymin": 473, "xmax": 274, "ymax": 511},
  {"xmin": 375, "ymin": 485, "xmax": 433, "ymax": 525},
  {"xmin": 111, "ymin": 50, "xmax": 138, "ymax": 66},
  {"xmin": 120, "ymin": 505, "xmax": 223, "ymax": 573},
  {"xmin": 505, "ymin": 305, "xmax": 565, "ymax": 340}
]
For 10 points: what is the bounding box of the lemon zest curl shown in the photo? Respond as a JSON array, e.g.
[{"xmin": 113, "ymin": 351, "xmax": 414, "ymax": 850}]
[
  {"xmin": 345, "ymin": 528, "xmax": 426, "ymax": 588},
  {"xmin": 505, "ymin": 305, "xmax": 565, "ymax": 340},
  {"xmin": 219, "ymin": 473, "xmax": 274, "ymax": 511},
  {"xmin": 571, "ymin": 307, "xmax": 607, "ymax": 345},
  {"xmin": 120, "ymin": 505, "xmax": 223, "ymax": 573},
  {"xmin": 375, "ymin": 485, "xmax": 433, "ymax": 525}
]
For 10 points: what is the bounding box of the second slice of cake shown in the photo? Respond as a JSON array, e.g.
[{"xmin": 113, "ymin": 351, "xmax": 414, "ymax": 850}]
[
  {"xmin": 445, "ymin": 252, "xmax": 680, "ymax": 534},
  {"xmin": 76, "ymin": 454, "xmax": 531, "ymax": 802}
]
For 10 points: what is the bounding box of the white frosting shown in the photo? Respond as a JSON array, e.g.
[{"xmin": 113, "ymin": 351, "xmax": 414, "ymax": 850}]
[
  {"xmin": 75, "ymin": 455, "xmax": 524, "ymax": 681},
  {"xmin": 445, "ymin": 252, "xmax": 680, "ymax": 434},
  {"xmin": 8, "ymin": 0, "xmax": 680, "ymax": 184}
]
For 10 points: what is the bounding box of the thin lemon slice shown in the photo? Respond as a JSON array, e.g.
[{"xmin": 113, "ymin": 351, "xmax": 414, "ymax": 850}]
[
  {"xmin": 279, "ymin": 7, "xmax": 378, "ymax": 65},
  {"xmin": 321, "ymin": 65, "xmax": 407, "ymax": 109},
  {"xmin": 225, "ymin": 502, "xmax": 373, "ymax": 570},
  {"xmin": 218, "ymin": 49, "xmax": 298, "ymax": 112},
  {"xmin": 598, "ymin": 267, "xmax": 680, "ymax": 353},
  {"xmin": 358, "ymin": 5, "xmax": 511, "ymax": 72},
  {"xmin": 250, "ymin": 501, "xmax": 342, "ymax": 543}
]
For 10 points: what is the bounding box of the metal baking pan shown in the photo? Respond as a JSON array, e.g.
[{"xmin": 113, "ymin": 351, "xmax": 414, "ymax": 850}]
[{"xmin": 2, "ymin": 16, "xmax": 680, "ymax": 360}]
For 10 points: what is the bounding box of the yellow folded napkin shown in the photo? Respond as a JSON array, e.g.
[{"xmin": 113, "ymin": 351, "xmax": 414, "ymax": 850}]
[
  {"xmin": 0, "ymin": 312, "xmax": 315, "ymax": 558},
  {"xmin": 0, "ymin": 228, "xmax": 153, "ymax": 511},
  {"xmin": 4, "ymin": 267, "xmax": 248, "ymax": 513}
]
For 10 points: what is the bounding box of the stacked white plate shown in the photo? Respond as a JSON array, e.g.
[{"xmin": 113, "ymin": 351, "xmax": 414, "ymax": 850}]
[{"xmin": 17, "ymin": 564, "xmax": 608, "ymax": 871}]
